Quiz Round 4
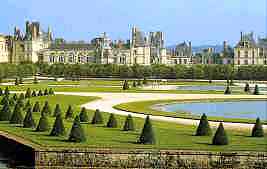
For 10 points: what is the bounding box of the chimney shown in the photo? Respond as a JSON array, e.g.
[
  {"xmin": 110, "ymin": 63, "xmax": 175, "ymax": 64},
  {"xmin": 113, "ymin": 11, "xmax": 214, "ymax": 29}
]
[{"xmin": 240, "ymin": 31, "xmax": 243, "ymax": 41}]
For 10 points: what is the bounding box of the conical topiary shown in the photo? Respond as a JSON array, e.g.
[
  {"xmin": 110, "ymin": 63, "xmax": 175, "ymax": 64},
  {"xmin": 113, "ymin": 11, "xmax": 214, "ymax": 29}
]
[
  {"xmin": 50, "ymin": 114, "xmax": 65, "ymax": 136},
  {"xmin": 212, "ymin": 122, "xmax": 228, "ymax": 145},
  {"xmin": 53, "ymin": 104, "xmax": 61, "ymax": 117},
  {"xmin": 138, "ymin": 116, "xmax": 155, "ymax": 144},
  {"xmin": 0, "ymin": 88, "xmax": 2, "ymax": 96},
  {"xmin": 15, "ymin": 78, "xmax": 19, "ymax": 86},
  {"xmin": 33, "ymin": 101, "xmax": 40, "ymax": 112},
  {"xmin": 13, "ymin": 93, "xmax": 18, "ymax": 101},
  {"xmin": 10, "ymin": 103, "xmax": 24, "ymax": 124},
  {"xmin": 49, "ymin": 88, "xmax": 54, "ymax": 95},
  {"xmin": 19, "ymin": 93, "xmax": 25, "ymax": 100},
  {"xmin": 65, "ymin": 105, "xmax": 74, "ymax": 119},
  {"xmin": 17, "ymin": 96, "xmax": 24, "ymax": 108},
  {"xmin": 41, "ymin": 101, "xmax": 51, "ymax": 116},
  {"xmin": 23, "ymin": 108, "xmax": 36, "ymax": 128},
  {"xmin": 123, "ymin": 114, "xmax": 135, "ymax": 131},
  {"xmin": 38, "ymin": 90, "xmax": 43, "ymax": 96},
  {"xmin": 195, "ymin": 114, "xmax": 212, "ymax": 136},
  {"xmin": 122, "ymin": 80, "xmax": 130, "ymax": 90},
  {"xmin": 36, "ymin": 114, "xmax": 50, "ymax": 132},
  {"xmin": 106, "ymin": 113, "xmax": 118, "ymax": 128},
  {"xmin": 44, "ymin": 89, "xmax": 49, "ymax": 96},
  {"xmin": 25, "ymin": 88, "xmax": 31, "ymax": 98},
  {"xmin": 91, "ymin": 109, "xmax": 103, "ymax": 124},
  {"xmin": 24, "ymin": 100, "xmax": 31, "ymax": 111},
  {"xmin": 252, "ymin": 118, "xmax": 264, "ymax": 137},
  {"xmin": 31, "ymin": 91, "xmax": 37, "ymax": 97},
  {"xmin": 0, "ymin": 102, "xmax": 11, "ymax": 121},
  {"xmin": 79, "ymin": 107, "xmax": 89, "ymax": 122},
  {"xmin": 253, "ymin": 85, "xmax": 260, "ymax": 95},
  {"xmin": 8, "ymin": 97, "xmax": 15, "ymax": 107},
  {"xmin": 244, "ymin": 83, "xmax": 250, "ymax": 92},
  {"xmin": 132, "ymin": 81, "xmax": 137, "ymax": 87},
  {"xmin": 224, "ymin": 85, "xmax": 231, "ymax": 95},
  {"xmin": 68, "ymin": 116, "xmax": 86, "ymax": 142},
  {"xmin": 19, "ymin": 77, "xmax": 23, "ymax": 84},
  {"xmin": 1, "ymin": 95, "xmax": 9, "ymax": 105},
  {"xmin": 4, "ymin": 87, "xmax": 9, "ymax": 96}
]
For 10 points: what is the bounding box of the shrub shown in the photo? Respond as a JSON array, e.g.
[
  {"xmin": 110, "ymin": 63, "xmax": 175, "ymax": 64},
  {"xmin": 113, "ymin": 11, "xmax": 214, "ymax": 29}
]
[
  {"xmin": 33, "ymin": 101, "xmax": 40, "ymax": 112},
  {"xmin": 106, "ymin": 113, "xmax": 118, "ymax": 128},
  {"xmin": 123, "ymin": 114, "xmax": 135, "ymax": 131},
  {"xmin": 68, "ymin": 116, "xmax": 86, "ymax": 142},
  {"xmin": 44, "ymin": 89, "xmax": 49, "ymax": 96},
  {"xmin": 41, "ymin": 101, "xmax": 51, "ymax": 116},
  {"xmin": 212, "ymin": 122, "xmax": 228, "ymax": 145},
  {"xmin": 24, "ymin": 100, "xmax": 31, "ymax": 111},
  {"xmin": 224, "ymin": 85, "xmax": 231, "ymax": 95},
  {"xmin": 31, "ymin": 91, "xmax": 37, "ymax": 97},
  {"xmin": 251, "ymin": 118, "xmax": 264, "ymax": 137},
  {"xmin": 79, "ymin": 107, "xmax": 89, "ymax": 122},
  {"xmin": 49, "ymin": 88, "xmax": 54, "ymax": 95},
  {"xmin": 53, "ymin": 104, "xmax": 61, "ymax": 117},
  {"xmin": 25, "ymin": 88, "xmax": 31, "ymax": 98},
  {"xmin": 122, "ymin": 80, "xmax": 130, "ymax": 90},
  {"xmin": 23, "ymin": 108, "xmax": 36, "ymax": 128},
  {"xmin": 253, "ymin": 85, "xmax": 260, "ymax": 95},
  {"xmin": 138, "ymin": 116, "xmax": 155, "ymax": 144},
  {"xmin": 244, "ymin": 83, "xmax": 250, "ymax": 92},
  {"xmin": 38, "ymin": 90, "xmax": 43, "ymax": 96},
  {"xmin": 91, "ymin": 109, "xmax": 103, "ymax": 124},
  {"xmin": 195, "ymin": 114, "xmax": 212, "ymax": 136},
  {"xmin": 0, "ymin": 102, "xmax": 11, "ymax": 121},
  {"xmin": 36, "ymin": 114, "xmax": 50, "ymax": 132},
  {"xmin": 50, "ymin": 114, "xmax": 65, "ymax": 136},
  {"xmin": 10, "ymin": 103, "xmax": 23, "ymax": 124},
  {"xmin": 4, "ymin": 87, "xmax": 9, "ymax": 96},
  {"xmin": 65, "ymin": 105, "xmax": 74, "ymax": 119}
]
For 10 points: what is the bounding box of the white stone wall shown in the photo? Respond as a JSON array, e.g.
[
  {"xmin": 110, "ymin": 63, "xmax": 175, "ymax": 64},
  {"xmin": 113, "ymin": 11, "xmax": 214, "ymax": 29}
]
[{"xmin": 0, "ymin": 36, "xmax": 9, "ymax": 63}]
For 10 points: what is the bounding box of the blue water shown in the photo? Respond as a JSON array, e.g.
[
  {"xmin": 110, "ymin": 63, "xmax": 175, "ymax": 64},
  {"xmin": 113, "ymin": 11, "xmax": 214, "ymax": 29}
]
[
  {"xmin": 159, "ymin": 100, "xmax": 267, "ymax": 120},
  {"xmin": 176, "ymin": 85, "xmax": 267, "ymax": 92}
]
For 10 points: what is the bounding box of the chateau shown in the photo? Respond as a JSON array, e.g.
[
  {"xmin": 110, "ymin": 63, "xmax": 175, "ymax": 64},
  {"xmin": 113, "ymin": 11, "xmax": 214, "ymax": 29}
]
[{"xmin": 0, "ymin": 21, "xmax": 266, "ymax": 66}]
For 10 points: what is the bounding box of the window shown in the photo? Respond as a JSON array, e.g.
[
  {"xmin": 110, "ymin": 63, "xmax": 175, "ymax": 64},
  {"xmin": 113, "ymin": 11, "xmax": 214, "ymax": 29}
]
[
  {"xmin": 244, "ymin": 51, "xmax": 248, "ymax": 58},
  {"xmin": 244, "ymin": 60, "xmax": 248, "ymax": 65}
]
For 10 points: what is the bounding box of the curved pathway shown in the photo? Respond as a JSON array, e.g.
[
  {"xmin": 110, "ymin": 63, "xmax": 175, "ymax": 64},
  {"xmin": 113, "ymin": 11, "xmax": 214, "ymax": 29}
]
[{"xmin": 56, "ymin": 92, "xmax": 267, "ymax": 130}]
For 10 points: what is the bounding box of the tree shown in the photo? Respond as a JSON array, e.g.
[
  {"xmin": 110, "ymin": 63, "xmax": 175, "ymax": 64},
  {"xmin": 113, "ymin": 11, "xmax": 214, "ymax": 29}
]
[
  {"xmin": 0, "ymin": 88, "xmax": 2, "ymax": 96},
  {"xmin": 49, "ymin": 88, "xmax": 54, "ymax": 95},
  {"xmin": 38, "ymin": 90, "xmax": 43, "ymax": 96},
  {"xmin": 79, "ymin": 107, "xmax": 89, "ymax": 122},
  {"xmin": 4, "ymin": 87, "xmax": 9, "ymax": 96},
  {"xmin": 106, "ymin": 113, "xmax": 118, "ymax": 128},
  {"xmin": 253, "ymin": 85, "xmax": 260, "ymax": 95},
  {"xmin": 1, "ymin": 95, "xmax": 9, "ymax": 105},
  {"xmin": 13, "ymin": 93, "xmax": 18, "ymax": 101},
  {"xmin": 31, "ymin": 90, "xmax": 37, "ymax": 97},
  {"xmin": 23, "ymin": 108, "xmax": 36, "ymax": 128},
  {"xmin": 195, "ymin": 114, "xmax": 212, "ymax": 136},
  {"xmin": 41, "ymin": 101, "xmax": 51, "ymax": 116},
  {"xmin": 50, "ymin": 114, "xmax": 65, "ymax": 136},
  {"xmin": 10, "ymin": 103, "xmax": 23, "ymax": 124},
  {"xmin": 0, "ymin": 102, "xmax": 11, "ymax": 121},
  {"xmin": 8, "ymin": 97, "xmax": 15, "ymax": 107},
  {"xmin": 138, "ymin": 116, "xmax": 155, "ymax": 144},
  {"xmin": 212, "ymin": 122, "xmax": 228, "ymax": 145},
  {"xmin": 137, "ymin": 80, "xmax": 142, "ymax": 86},
  {"xmin": 24, "ymin": 100, "xmax": 31, "ymax": 111},
  {"xmin": 33, "ymin": 76, "xmax": 38, "ymax": 84},
  {"xmin": 65, "ymin": 105, "xmax": 74, "ymax": 119},
  {"xmin": 122, "ymin": 80, "xmax": 130, "ymax": 90},
  {"xmin": 244, "ymin": 83, "xmax": 250, "ymax": 92},
  {"xmin": 17, "ymin": 95, "xmax": 24, "ymax": 108},
  {"xmin": 33, "ymin": 101, "xmax": 40, "ymax": 112},
  {"xmin": 68, "ymin": 116, "xmax": 86, "ymax": 142},
  {"xmin": 91, "ymin": 109, "xmax": 103, "ymax": 124},
  {"xmin": 44, "ymin": 89, "xmax": 49, "ymax": 96},
  {"xmin": 251, "ymin": 118, "xmax": 264, "ymax": 137},
  {"xmin": 19, "ymin": 93, "xmax": 25, "ymax": 100},
  {"xmin": 36, "ymin": 114, "xmax": 50, "ymax": 132},
  {"xmin": 19, "ymin": 76, "xmax": 23, "ymax": 84},
  {"xmin": 25, "ymin": 88, "xmax": 31, "ymax": 98},
  {"xmin": 132, "ymin": 81, "xmax": 137, "ymax": 88},
  {"xmin": 224, "ymin": 85, "xmax": 231, "ymax": 95},
  {"xmin": 53, "ymin": 104, "xmax": 61, "ymax": 117},
  {"xmin": 123, "ymin": 114, "xmax": 135, "ymax": 131},
  {"xmin": 143, "ymin": 78, "xmax": 148, "ymax": 85},
  {"xmin": 15, "ymin": 78, "xmax": 19, "ymax": 86}
]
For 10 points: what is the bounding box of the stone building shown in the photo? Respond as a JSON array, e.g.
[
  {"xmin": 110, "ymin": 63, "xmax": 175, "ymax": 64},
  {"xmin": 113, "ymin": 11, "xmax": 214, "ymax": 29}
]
[
  {"xmin": 168, "ymin": 41, "xmax": 192, "ymax": 64},
  {"xmin": 0, "ymin": 34, "xmax": 10, "ymax": 63},
  {"xmin": 234, "ymin": 32, "xmax": 266, "ymax": 65},
  {"xmin": 218, "ymin": 41, "xmax": 234, "ymax": 64}
]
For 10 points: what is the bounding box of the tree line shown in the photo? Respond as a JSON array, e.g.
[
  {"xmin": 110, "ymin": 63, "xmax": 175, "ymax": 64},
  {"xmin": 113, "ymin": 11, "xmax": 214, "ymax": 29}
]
[{"xmin": 1, "ymin": 63, "xmax": 267, "ymax": 80}]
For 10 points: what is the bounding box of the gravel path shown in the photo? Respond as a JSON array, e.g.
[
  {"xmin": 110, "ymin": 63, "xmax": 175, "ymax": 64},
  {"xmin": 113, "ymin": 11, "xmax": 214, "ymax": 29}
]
[{"xmin": 56, "ymin": 92, "xmax": 267, "ymax": 130}]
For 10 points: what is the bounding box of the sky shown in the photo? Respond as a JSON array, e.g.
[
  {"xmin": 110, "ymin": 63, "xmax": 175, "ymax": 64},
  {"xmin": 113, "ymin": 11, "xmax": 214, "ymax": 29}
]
[{"xmin": 0, "ymin": 0, "xmax": 266, "ymax": 46}]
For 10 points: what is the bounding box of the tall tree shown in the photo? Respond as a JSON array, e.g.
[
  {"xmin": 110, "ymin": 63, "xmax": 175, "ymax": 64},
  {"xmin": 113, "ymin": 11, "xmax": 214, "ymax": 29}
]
[
  {"xmin": 79, "ymin": 107, "xmax": 89, "ymax": 122},
  {"xmin": 122, "ymin": 80, "xmax": 130, "ymax": 90},
  {"xmin": 244, "ymin": 83, "xmax": 250, "ymax": 92},
  {"xmin": 106, "ymin": 113, "xmax": 118, "ymax": 128},
  {"xmin": 53, "ymin": 104, "xmax": 61, "ymax": 117},
  {"xmin": 138, "ymin": 116, "xmax": 155, "ymax": 144},
  {"xmin": 10, "ymin": 103, "xmax": 24, "ymax": 124},
  {"xmin": 4, "ymin": 87, "xmax": 9, "ymax": 96},
  {"xmin": 25, "ymin": 88, "xmax": 31, "ymax": 98},
  {"xmin": 212, "ymin": 122, "xmax": 228, "ymax": 145},
  {"xmin": 50, "ymin": 114, "xmax": 65, "ymax": 136},
  {"xmin": 32, "ymin": 101, "xmax": 40, "ymax": 112},
  {"xmin": 123, "ymin": 114, "xmax": 135, "ymax": 131},
  {"xmin": 41, "ymin": 101, "xmax": 51, "ymax": 116},
  {"xmin": 252, "ymin": 118, "xmax": 264, "ymax": 137},
  {"xmin": 36, "ymin": 114, "xmax": 50, "ymax": 132},
  {"xmin": 91, "ymin": 109, "xmax": 103, "ymax": 124},
  {"xmin": 195, "ymin": 114, "xmax": 212, "ymax": 136},
  {"xmin": 0, "ymin": 101, "xmax": 11, "ymax": 121},
  {"xmin": 65, "ymin": 105, "xmax": 74, "ymax": 119},
  {"xmin": 68, "ymin": 116, "xmax": 86, "ymax": 142},
  {"xmin": 23, "ymin": 108, "xmax": 36, "ymax": 128},
  {"xmin": 253, "ymin": 85, "xmax": 260, "ymax": 95},
  {"xmin": 38, "ymin": 90, "xmax": 43, "ymax": 96}
]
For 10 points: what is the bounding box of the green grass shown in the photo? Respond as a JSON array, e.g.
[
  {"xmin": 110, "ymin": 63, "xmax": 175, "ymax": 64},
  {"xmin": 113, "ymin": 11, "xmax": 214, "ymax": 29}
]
[
  {"xmin": 114, "ymin": 99, "xmax": 267, "ymax": 124},
  {"xmin": 0, "ymin": 95, "xmax": 266, "ymax": 152}
]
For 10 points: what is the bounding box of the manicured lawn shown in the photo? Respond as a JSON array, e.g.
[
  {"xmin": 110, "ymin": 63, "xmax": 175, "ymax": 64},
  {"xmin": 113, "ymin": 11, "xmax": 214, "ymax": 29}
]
[
  {"xmin": 0, "ymin": 95, "xmax": 266, "ymax": 152},
  {"xmin": 114, "ymin": 99, "xmax": 267, "ymax": 124}
]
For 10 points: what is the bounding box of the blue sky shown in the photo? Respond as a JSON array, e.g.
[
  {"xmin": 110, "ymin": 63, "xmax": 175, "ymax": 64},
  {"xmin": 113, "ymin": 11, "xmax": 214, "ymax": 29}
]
[{"xmin": 0, "ymin": 0, "xmax": 265, "ymax": 46}]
